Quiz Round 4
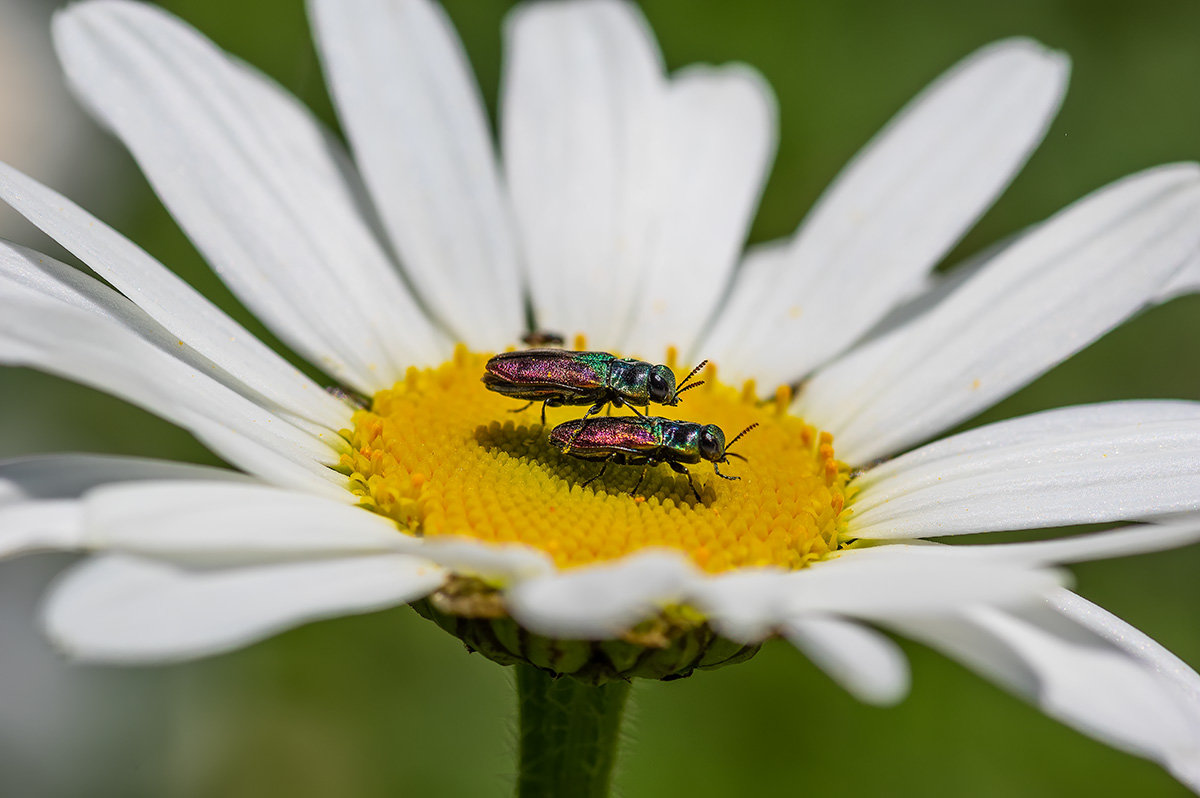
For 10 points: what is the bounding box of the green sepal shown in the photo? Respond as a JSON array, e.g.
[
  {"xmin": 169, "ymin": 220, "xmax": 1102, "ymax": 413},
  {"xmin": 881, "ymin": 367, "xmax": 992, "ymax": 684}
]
[{"xmin": 410, "ymin": 578, "xmax": 761, "ymax": 685}]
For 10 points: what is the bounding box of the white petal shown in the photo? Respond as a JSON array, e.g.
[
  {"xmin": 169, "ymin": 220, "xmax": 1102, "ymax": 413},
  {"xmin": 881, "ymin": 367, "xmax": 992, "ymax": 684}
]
[
  {"xmin": 800, "ymin": 164, "xmax": 1200, "ymax": 463},
  {"xmin": 0, "ymin": 501, "xmax": 81, "ymax": 559},
  {"xmin": 703, "ymin": 38, "xmax": 1069, "ymax": 388},
  {"xmin": 779, "ymin": 552, "xmax": 1066, "ymax": 617},
  {"xmin": 0, "ymin": 453, "xmax": 245, "ymax": 504},
  {"xmin": 417, "ymin": 537, "xmax": 557, "ymax": 583},
  {"xmin": 1158, "ymin": 252, "xmax": 1200, "ymax": 302},
  {"xmin": 866, "ymin": 400, "xmax": 1200, "ymax": 475},
  {"xmin": 502, "ymin": 0, "xmax": 666, "ymax": 347},
  {"xmin": 889, "ymin": 607, "xmax": 1042, "ymax": 694},
  {"xmin": 43, "ymin": 553, "xmax": 444, "ymax": 663},
  {"xmin": 309, "ymin": 0, "xmax": 522, "ymax": 347},
  {"xmin": 184, "ymin": 421, "xmax": 351, "ymax": 499},
  {"xmin": 1052, "ymin": 593, "xmax": 1200, "ymax": 792},
  {"xmin": 694, "ymin": 550, "xmax": 1063, "ymax": 643},
  {"xmin": 82, "ymin": 481, "xmax": 409, "ymax": 565},
  {"xmin": 0, "ymin": 294, "xmax": 349, "ymax": 494},
  {"xmin": 699, "ymin": 241, "xmax": 787, "ymax": 375},
  {"xmin": 0, "ymin": 237, "xmax": 353, "ymax": 432},
  {"xmin": 0, "ymin": 170, "xmax": 352, "ymax": 429},
  {"xmin": 850, "ymin": 401, "xmax": 1200, "ymax": 539},
  {"xmin": 894, "ymin": 595, "xmax": 1200, "ymax": 790},
  {"xmin": 780, "ymin": 616, "xmax": 910, "ymax": 706},
  {"xmin": 505, "ymin": 549, "xmax": 697, "ymax": 638},
  {"xmin": 53, "ymin": 1, "xmax": 447, "ymax": 391},
  {"xmin": 1049, "ymin": 590, "xmax": 1200, "ymax": 727},
  {"xmin": 0, "ymin": 454, "xmax": 247, "ymax": 559},
  {"xmin": 618, "ymin": 63, "xmax": 776, "ymax": 358},
  {"xmin": 857, "ymin": 230, "xmax": 1018, "ymax": 345},
  {"xmin": 687, "ymin": 568, "xmax": 789, "ymax": 642},
  {"xmin": 911, "ymin": 516, "xmax": 1200, "ymax": 565}
]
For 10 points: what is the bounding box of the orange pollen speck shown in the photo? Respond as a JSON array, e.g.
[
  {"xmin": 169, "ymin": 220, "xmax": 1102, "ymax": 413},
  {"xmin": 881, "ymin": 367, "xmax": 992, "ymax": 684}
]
[{"xmin": 341, "ymin": 346, "xmax": 853, "ymax": 573}]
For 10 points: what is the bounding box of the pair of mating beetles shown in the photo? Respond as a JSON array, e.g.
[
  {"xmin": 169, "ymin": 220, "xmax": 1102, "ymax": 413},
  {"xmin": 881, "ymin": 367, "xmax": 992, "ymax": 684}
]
[{"xmin": 483, "ymin": 348, "xmax": 755, "ymax": 501}]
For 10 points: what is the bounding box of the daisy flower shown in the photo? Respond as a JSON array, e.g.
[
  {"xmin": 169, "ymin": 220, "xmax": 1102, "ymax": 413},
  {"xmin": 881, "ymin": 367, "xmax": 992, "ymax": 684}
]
[{"xmin": 3, "ymin": 0, "xmax": 1200, "ymax": 792}]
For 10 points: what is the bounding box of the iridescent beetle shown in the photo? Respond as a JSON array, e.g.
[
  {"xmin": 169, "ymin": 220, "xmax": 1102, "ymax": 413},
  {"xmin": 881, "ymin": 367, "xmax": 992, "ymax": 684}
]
[
  {"xmin": 482, "ymin": 349, "xmax": 706, "ymax": 426},
  {"xmin": 549, "ymin": 416, "xmax": 757, "ymax": 501}
]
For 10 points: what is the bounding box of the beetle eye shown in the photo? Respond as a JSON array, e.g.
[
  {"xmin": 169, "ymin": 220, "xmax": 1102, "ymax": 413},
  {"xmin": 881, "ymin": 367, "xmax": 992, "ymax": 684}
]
[
  {"xmin": 652, "ymin": 369, "xmax": 672, "ymax": 400},
  {"xmin": 648, "ymin": 368, "xmax": 674, "ymax": 403},
  {"xmin": 700, "ymin": 430, "xmax": 723, "ymax": 462}
]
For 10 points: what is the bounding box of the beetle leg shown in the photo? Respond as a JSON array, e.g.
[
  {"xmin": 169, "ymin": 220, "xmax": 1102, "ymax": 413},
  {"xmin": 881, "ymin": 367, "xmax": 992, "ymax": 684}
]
[
  {"xmin": 563, "ymin": 402, "xmax": 607, "ymax": 452},
  {"xmin": 507, "ymin": 400, "xmax": 535, "ymax": 415},
  {"xmin": 713, "ymin": 461, "xmax": 741, "ymax": 481},
  {"xmin": 630, "ymin": 463, "xmax": 651, "ymax": 496},
  {"xmin": 668, "ymin": 461, "xmax": 702, "ymax": 502},
  {"xmin": 625, "ymin": 402, "xmax": 647, "ymax": 419},
  {"xmin": 540, "ymin": 397, "xmax": 566, "ymax": 427},
  {"xmin": 580, "ymin": 458, "xmax": 611, "ymax": 490}
]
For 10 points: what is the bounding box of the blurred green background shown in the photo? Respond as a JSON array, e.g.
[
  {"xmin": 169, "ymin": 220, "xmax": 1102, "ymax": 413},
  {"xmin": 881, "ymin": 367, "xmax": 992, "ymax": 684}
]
[{"xmin": 2, "ymin": 0, "xmax": 1200, "ymax": 795}]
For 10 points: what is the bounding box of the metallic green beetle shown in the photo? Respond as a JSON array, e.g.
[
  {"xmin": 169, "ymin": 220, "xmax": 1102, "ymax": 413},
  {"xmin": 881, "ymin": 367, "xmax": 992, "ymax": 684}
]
[
  {"xmin": 550, "ymin": 416, "xmax": 757, "ymax": 501},
  {"xmin": 482, "ymin": 349, "xmax": 706, "ymax": 426}
]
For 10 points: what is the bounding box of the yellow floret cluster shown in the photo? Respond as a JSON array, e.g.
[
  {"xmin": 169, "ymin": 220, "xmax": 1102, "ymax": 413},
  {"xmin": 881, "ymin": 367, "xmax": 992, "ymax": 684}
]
[{"xmin": 341, "ymin": 346, "xmax": 852, "ymax": 573}]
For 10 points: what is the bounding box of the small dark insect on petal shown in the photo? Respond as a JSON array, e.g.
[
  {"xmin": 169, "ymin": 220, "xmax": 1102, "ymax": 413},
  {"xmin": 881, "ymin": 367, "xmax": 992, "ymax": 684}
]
[
  {"xmin": 520, "ymin": 330, "xmax": 565, "ymax": 347},
  {"xmin": 326, "ymin": 385, "xmax": 369, "ymax": 409}
]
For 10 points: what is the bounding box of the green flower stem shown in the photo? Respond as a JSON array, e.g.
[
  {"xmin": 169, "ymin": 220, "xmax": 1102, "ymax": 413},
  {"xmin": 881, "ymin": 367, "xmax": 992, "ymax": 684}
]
[{"xmin": 515, "ymin": 664, "xmax": 632, "ymax": 798}]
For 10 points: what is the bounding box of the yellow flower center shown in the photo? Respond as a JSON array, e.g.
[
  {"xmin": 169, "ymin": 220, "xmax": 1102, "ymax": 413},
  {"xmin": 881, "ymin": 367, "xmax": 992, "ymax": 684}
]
[{"xmin": 341, "ymin": 345, "xmax": 852, "ymax": 573}]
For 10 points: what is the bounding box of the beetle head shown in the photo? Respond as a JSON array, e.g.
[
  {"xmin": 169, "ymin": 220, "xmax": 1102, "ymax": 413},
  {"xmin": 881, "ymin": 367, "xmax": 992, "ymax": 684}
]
[
  {"xmin": 648, "ymin": 365, "xmax": 677, "ymax": 405},
  {"xmin": 699, "ymin": 424, "xmax": 727, "ymax": 463}
]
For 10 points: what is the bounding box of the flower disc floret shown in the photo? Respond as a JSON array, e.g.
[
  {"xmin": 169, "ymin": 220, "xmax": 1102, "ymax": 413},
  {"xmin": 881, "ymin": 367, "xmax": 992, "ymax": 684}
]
[{"xmin": 342, "ymin": 346, "xmax": 852, "ymax": 573}]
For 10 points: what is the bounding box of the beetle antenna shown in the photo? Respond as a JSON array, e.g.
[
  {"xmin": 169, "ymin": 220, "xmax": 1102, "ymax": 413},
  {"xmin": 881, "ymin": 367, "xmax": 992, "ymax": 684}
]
[
  {"xmin": 672, "ymin": 380, "xmax": 706, "ymax": 398},
  {"xmin": 724, "ymin": 423, "xmax": 759, "ymax": 455},
  {"xmin": 724, "ymin": 452, "xmax": 748, "ymax": 462},
  {"xmin": 674, "ymin": 360, "xmax": 708, "ymax": 394}
]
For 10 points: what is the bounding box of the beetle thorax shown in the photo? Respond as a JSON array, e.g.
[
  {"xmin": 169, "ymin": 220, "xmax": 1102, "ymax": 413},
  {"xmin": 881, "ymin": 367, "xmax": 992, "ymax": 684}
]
[
  {"xmin": 658, "ymin": 420, "xmax": 704, "ymax": 464},
  {"xmin": 607, "ymin": 358, "xmax": 654, "ymax": 404}
]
